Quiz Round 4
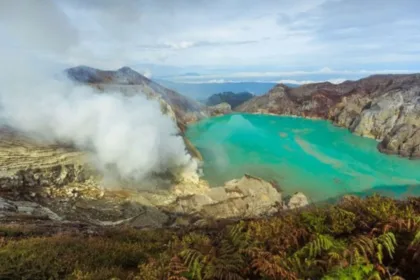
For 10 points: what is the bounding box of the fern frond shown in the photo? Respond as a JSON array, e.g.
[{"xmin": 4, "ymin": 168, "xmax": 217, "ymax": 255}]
[
  {"xmin": 167, "ymin": 256, "xmax": 188, "ymax": 280},
  {"xmin": 351, "ymin": 235, "xmax": 375, "ymax": 259},
  {"xmin": 295, "ymin": 234, "xmax": 335, "ymax": 259},
  {"xmin": 376, "ymin": 232, "xmax": 396, "ymax": 260},
  {"xmin": 410, "ymin": 230, "xmax": 420, "ymax": 247}
]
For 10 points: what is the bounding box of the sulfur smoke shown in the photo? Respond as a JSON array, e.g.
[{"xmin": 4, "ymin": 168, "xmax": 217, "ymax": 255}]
[{"xmin": 0, "ymin": 1, "xmax": 196, "ymax": 183}]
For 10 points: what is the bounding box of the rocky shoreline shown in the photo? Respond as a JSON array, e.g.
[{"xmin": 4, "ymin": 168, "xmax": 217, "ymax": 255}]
[{"xmin": 236, "ymin": 74, "xmax": 420, "ymax": 159}]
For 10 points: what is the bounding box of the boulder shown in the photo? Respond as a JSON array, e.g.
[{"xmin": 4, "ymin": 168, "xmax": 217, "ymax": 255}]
[
  {"xmin": 0, "ymin": 197, "xmax": 62, "ymax": 221},
  {"xmin": 129, "ymin": 207, "xmax": 169, "ymax": 228},
  {"xmin": 287, "ymin": 192, "xmax": 309, "ymax": 209},
  {"xmin": 164, "ymin": 174, "xmax": 282, "ymax": 219}
]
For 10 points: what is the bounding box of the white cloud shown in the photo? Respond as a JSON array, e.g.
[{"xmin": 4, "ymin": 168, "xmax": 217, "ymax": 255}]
[
  {"xmin": 276, "ymin": 79, "xmax": 347, "ymax": 85},
  {"xmin": 164, "ymin": 41, "xmax": 196, "ymax": 50},
  {"xmin": 319, "ymin": 67, "xmax": 333, "ymax": 73},
  {"xmin": 167, "ymin": 68, "xmax": 420, "ymax": 82}
]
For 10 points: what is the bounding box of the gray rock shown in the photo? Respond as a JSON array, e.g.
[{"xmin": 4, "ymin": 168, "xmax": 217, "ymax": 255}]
[
  {"xmin": 129, "ymin": 207, "xmax": 169, "ymax": 228},
  {"xmin": 0, "ymin": 198, "xmax": 62, "ymax": 221},
  {"xmin": 379, "ymin": 124, "xmax": 420, "ymax": 158},
  {"xmin": 0, "ymin": 197, "xmax": 17, "ymax": 212}
]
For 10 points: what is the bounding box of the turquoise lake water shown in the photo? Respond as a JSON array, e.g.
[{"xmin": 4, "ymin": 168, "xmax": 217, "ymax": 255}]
[{"xmin": 186, "ymin": 113, "xmax": 420, "ymax": 202}]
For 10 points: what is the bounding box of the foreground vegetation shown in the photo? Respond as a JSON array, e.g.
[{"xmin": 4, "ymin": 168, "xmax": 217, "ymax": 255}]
[{"xmin": 1, "ymin": 195, "xmax": 420, "ymax": 279}]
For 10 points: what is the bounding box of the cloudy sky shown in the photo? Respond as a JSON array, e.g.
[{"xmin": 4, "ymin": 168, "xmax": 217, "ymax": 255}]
[{"xmin": 4, "ymin": 0, "xmax": 420, "ymax": 83}]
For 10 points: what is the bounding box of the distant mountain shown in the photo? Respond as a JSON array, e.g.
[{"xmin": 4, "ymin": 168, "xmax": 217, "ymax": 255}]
[
  {"xmin": 155, "ymin": 80, "xmax": 296, "ymax": 101},
  {"xmin": 206, "ymin": 91, "xmax": 254, "ymax": 109}
]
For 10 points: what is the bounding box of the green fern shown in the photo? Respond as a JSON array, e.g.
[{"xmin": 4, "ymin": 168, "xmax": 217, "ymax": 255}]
[
  {"xmin": 294, "ymin": 234, "xmax": 336, "ymax": 259},
  {"xmin": 410, "ymin": 230, "xmax": 420, "ymax": 247},
  {"xmin": 301, "ymin": 209, "xmax": 328, "ymax": 233},
  {"xmin": 327, "ymin": 206, "xmax": 357, "ymax": 234},
  {"xmin": 376, "ymin": 232, "xmax": 397, "ymax": 261},
  {"xmin": 322, "ymin": 263, "xmax": 381, "ymax": 280}
]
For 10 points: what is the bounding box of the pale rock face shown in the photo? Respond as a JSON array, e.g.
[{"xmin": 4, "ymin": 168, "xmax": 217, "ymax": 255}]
[
  {"xmin": 287, "ymin": 192, "xmax": 309, "ymax": 209},
  {"xmin": 351, "ymin": 93, "xmax": 403, "ymax": 139},
  {"xmin": 379, "ymin": 124, "xmax": 420, "ymax": 158},
  {"xmin": 165, "ymin": 174, "xmax": 282, "ymax": 219}
]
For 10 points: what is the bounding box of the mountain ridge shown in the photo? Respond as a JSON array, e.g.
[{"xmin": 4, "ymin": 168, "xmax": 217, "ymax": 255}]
[
  {"xmin": 156, "ymin": 80, "xmax": 285, "ymax": 100},
  {"xmin": 66, "ymin": 65, "xmax": 208, "ymax": 126}
]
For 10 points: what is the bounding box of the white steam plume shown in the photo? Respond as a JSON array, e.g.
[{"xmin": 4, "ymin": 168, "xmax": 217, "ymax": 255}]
[{"xmin": 0, "ymin": 1, "xmax": 196, "ymax": 183}]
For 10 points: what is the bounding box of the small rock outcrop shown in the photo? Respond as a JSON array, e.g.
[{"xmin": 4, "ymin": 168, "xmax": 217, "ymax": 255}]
[
  {"xmin": 0, "ymin": 197, "xmax": 62, "ymax": 221},
  {"xmin": 166, "ymin": 174, "xmax": 282, "ymax": 219},
  {"xmin": 237, "ymin": 74, "xmax": 420, "ymax": 158},
  {"xmin": 287, "ymin": 192, "xmax": 309, "ymax": 209}
]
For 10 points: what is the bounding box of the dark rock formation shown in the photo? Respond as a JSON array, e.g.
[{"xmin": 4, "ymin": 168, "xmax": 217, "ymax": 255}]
[
  {"xmin": 205, "ymin": 91, "xmax": 254, "ymax": 109},
  {"xmin": 237, "ymin": 74, "xmax": 420, "ymax": 158}
]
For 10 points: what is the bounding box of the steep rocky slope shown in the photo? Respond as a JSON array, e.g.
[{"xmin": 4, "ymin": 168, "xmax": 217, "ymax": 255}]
[
  {"xmin": 66, "ymin": 66, "xmax": 208, "ymax": 126},
  {"xmin": 237, "ymin": 74, "xmax": 420, "ymax": 158}
]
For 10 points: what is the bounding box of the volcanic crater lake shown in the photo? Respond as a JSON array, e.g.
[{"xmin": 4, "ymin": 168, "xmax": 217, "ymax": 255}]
[{"xmin": 186, "ymin": 113, "xmax": 420, "ymax": 202}]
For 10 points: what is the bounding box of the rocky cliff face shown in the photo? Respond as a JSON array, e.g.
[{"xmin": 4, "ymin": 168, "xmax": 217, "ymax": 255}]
[{"xmin": 237, "ymin": 74, "xmax": 420, "ymax": 158}]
